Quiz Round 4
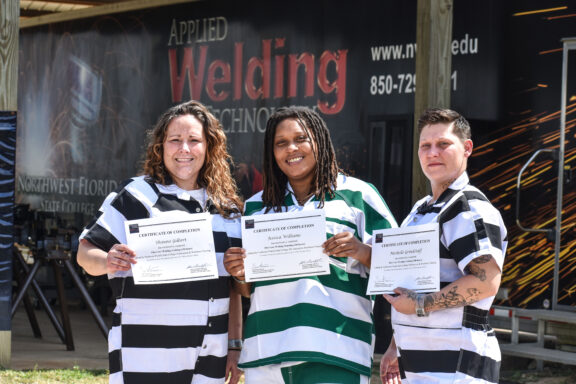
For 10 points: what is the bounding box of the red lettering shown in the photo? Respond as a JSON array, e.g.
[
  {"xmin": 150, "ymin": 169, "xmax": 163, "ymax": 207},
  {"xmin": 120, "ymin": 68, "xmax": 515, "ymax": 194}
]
[
  {"xmin": 317, "ymin": 50, "xmax": 347, "ymax": 114},
  {"xmin": 168, "ymin": 46, "xmax": 208, "ymax": 102},
  {"xmin": 288, "ymin": 53, "xmax": 315, "ymax": 98},
  {"xmin": 168, "ymin": 38, "xmax": 347, "ymax": 112},
  {"xmin": 206, "ymin": 60, "xmax": 231, "ymax": 101},
  {"xmin": 274, "ymin": 38, "xmax": 286, "ymax": 98},
  {"xmin": 234, "ymin": 42, "xmax": 244, "ymax": 100},
  {"xmin": 245, "ymin": 39, "xmax": 272, "ymax": 100}
]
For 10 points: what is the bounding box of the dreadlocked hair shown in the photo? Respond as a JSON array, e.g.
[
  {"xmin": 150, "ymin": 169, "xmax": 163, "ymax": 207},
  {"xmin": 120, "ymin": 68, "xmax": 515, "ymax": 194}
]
[
  {"xmin": 262, "ymin": 106, "xmax": 341, "ymax": 212},
  {"xmin": 141, "ymin": 100, "xmax": 243, "ymax": 218}
]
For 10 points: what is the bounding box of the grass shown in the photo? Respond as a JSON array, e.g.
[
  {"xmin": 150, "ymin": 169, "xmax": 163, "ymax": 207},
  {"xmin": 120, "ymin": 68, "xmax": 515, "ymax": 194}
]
[
  {"xmin": 0, "ymin": 367, "xmax": 108, "ymax": 384},
  {"xmin": 2, "ymin": 366, "xmax": 574, "ymax": 384},
  {"xmin": 0, "ymin": 368, "xmax": 247, "ymax": 384}
]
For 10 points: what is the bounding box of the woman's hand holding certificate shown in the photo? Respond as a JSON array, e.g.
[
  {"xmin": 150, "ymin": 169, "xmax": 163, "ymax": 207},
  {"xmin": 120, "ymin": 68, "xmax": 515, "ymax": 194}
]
[
  {"xmin": 367, "ymin": 223, "xmax": 440, "ymax": 294},
  {"xmin": 241, "ymin": 210, "xmax": 329, "ymax": 282},
  {"xmin": 125, "ymin": 213, "xmax": 218, "ymax": 284}
]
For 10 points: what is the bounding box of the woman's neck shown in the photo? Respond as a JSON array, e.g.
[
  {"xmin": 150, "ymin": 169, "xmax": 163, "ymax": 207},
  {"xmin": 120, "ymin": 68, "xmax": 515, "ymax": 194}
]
[
  {"xmin": 431, "ymin": 185, "xmax": 445, "ymax": 203},
  {"xmin": 290, "ymin": 181, "xmax": 314, "ymax": 205},
  {"xmin": 431, "ymin": 174, "xmax": 459, "ymax": 201}
]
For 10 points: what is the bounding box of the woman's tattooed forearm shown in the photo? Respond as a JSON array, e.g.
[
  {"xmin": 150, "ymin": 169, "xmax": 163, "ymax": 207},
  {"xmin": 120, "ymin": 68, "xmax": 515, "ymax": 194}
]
[
  {"xmin": 428, "ymin": 286, "xmax": 480, "ymax": 309},
  {"xmin": 424, "ymin": 256, "xmax": 495, "ymax": 311}
]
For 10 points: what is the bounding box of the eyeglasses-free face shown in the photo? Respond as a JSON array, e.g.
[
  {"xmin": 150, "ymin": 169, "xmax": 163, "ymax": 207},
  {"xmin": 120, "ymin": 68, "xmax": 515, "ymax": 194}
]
[
  {"xmin": 163, "ymin": 114, "xmax": 207, "ymax": 190},
  {"xmin": 418, "ymin": 122, "xmax": 472, "ymax": 191},
  {"xmin": 273, "ymin": 118, "xmax": 317, "ymax": 188}
]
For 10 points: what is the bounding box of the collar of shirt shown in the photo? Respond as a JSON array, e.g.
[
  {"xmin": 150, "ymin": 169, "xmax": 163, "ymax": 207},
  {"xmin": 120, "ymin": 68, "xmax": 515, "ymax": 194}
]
[
  {"xmin": 405, "ymin": 172, "xmax": 470, "ymax": 225},
  {"xmin": 285, "ymin": 182, "xmax": 324, "ymax": 210}
]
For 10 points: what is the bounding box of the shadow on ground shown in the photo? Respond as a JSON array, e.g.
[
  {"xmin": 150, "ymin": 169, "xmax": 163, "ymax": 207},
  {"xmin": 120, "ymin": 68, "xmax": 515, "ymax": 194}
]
[{"xmin": 500, "ymin": 357, "xmax": 575, "ymax": 384}]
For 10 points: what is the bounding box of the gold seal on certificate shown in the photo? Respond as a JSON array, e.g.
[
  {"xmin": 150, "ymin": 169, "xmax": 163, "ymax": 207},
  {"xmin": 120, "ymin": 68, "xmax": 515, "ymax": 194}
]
[
  {"xmin": 125, "ymin": 212, "xmax": 219, "ymax": 284},
  {"xmin": 242, "ymin": 210, "xmax": 329, "ymax": 282},
  {"xmin": 367, "ymin": 223, "xmax": 440, "ymax": 294}
]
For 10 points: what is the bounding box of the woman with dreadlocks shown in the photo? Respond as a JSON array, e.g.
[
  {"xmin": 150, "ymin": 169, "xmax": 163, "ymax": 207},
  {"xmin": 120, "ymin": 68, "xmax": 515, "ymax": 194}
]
[{"xmin": 224, "ymin": 106, "xmax": 398, "ymax": 383}]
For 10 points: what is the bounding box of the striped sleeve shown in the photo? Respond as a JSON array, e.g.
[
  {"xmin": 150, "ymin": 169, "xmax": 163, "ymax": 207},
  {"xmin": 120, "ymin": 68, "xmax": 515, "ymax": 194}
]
[
  {"xmin": 81, "ymin": 180, "xmax": 151, "ymax": 251},
  {"xmin": 79, "ymin": 188, "xmax": 123, "ymax": 252},
  {"xmin": 333, "ymin": 175, "xmax": 398, "ymax": 242},
  {"xmin": 331, "ymin": 175, "xmax": 398, "ymax": 275},
  {"xmin": 243, "ymin": 191, "xmax": 265, "ymax": 216},
  {"xmin": 440, "ymin": 188, "xmax": 507, "ymax": 273}
]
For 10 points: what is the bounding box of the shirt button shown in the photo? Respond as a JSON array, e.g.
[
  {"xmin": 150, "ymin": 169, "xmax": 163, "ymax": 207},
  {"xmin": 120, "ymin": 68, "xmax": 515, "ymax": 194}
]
[
  {"xmin": 196, "ymin": 207, "xmax": 201, "ymax": 212},
  {"xmin": 210, "ymin": 297, "xmax": 214, "ymax": 302},
  {"xmin": 208, "ymin": 322, "xmax": 212, "ymax": 327}
]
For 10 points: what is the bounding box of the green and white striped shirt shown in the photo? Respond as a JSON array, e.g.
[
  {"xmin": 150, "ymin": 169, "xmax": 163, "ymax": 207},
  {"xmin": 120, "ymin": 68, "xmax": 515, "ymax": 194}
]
[{"xmin": 238, "ymin": 174, "xmax": 397, "ymax": 376}]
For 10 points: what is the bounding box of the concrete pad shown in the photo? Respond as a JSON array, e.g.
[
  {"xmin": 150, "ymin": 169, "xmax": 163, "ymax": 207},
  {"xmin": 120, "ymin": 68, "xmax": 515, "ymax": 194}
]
[{"xmin": 10, "ymin": 305, "xmax": 109, "ymax": 370}]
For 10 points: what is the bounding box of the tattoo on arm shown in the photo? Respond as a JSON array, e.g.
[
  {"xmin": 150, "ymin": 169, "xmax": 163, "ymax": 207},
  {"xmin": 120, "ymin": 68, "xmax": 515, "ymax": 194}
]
[
  {"xmin": 428, "ymin": 256, "xmax": 495, "ymax": 311},
  {"xmin": 465, "ymin": 263, "xmax": 487, "ymax": 281},
  {"xmin": 432, "ymin": 286, "xmax": 467, "ymax": 308},
  {"xmin": 429, "ymin": 285, "xmax": 480, "ymax": 309},
  {"xmin": 466, "ymin": 288, "xmax": 480, "ymax": 303},
  {"xmin": 464, "ymin": 255, "xmax": 493, "ymax": 282},
  {"xmin": 399, "ymin": 288, "xmax": 418, "ymax": 302},
  {"xmin": 472, "ymin": 255, "xmax": 492, "ymax": 264}
]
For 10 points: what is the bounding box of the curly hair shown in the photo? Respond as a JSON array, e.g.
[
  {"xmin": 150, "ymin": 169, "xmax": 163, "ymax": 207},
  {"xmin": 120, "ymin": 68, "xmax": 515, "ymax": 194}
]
[
  {"xmin": 262, "ymin": 106, "xmax": 341, "ymax": 212},
  {"xmin": 142, "ymin": 100, "xmax": 242, "ymax": 218}
]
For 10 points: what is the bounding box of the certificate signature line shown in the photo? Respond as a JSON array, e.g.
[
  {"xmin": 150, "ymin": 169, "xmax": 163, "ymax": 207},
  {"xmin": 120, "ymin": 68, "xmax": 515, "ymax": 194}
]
[
  {"xmin": 370, "ymin": 289, "xmax": 432, "ymax": 294},
  {"xmin": 138, "ymin": 274, "xmax": 215, "ymax": 283}
]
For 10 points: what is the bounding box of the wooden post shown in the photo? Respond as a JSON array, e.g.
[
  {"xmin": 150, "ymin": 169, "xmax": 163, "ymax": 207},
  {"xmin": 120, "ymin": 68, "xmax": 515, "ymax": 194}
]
[
  {"xmin": 412, "ymin": 0, "xmax": 453, "ymax": 203},
  {"xmin": 0, "ymin": 0, "xmax": 20, "ymax": 368}
]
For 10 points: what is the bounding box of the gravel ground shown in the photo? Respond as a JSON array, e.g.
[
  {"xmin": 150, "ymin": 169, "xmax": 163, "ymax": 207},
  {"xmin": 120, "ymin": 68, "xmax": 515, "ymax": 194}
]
[
  {"xmin": 501, "ymin": 368, "xmax": 576, "ymax": 384},
  {"xmin": 499, "ymin": 357, "xmax": 575, "ymax": 384}
]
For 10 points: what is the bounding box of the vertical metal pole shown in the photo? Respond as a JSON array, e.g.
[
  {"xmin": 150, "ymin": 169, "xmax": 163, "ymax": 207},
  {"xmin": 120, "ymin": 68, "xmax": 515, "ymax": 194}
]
[
  {"xmin": 553, "ymin": 39, "xmax": 573, "ymax": 310},
  {"xmin": 536, "ymin": 319, "xmax": 545, "ymax": 370},
  {"xmin": 511, "ymin": 309, "xmax": 519, "ymax": 344}
]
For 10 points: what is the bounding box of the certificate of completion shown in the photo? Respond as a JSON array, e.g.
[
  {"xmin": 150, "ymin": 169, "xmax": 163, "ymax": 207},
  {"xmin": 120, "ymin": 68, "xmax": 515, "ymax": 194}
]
[
  {"xmin": 125, "ymin": 212, "xmax": 218, "ymax": 285},
  {"xmin": 242, "ymin": 210, "xmax": 329, "ymax": 282},
  {"xmin": 367, "ymin": 223, "xmax": 439, "ymax": 295}
]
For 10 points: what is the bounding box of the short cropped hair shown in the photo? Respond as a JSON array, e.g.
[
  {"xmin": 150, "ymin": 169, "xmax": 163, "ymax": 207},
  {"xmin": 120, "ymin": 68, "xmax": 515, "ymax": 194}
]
[{"xmin": 417, "ymin": 108, "xmax": 471, "ymax": 141}]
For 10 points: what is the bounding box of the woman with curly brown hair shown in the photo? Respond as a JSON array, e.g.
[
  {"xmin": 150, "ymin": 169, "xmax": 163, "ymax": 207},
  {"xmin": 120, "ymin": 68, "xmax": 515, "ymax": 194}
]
[{"xmin": 77, "ymin": 100, "xmax": 244, "ymax": 384}]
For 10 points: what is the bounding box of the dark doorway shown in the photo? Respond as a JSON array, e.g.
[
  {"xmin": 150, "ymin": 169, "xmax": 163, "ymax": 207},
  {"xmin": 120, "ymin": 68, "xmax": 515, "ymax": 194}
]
[
  {"xmin": 367, "ymin": 116, "xmax": 413, "ymax": 353},
  {"xmin": 368, "ymin": 116, "xmax": 413, "ymax": 222}
]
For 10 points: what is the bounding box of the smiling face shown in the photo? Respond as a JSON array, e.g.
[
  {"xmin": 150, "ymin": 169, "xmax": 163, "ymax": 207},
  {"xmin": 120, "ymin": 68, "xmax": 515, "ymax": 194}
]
[
  {"xmin": 163, "ymin": 114, "xmax": 206, "ymax": 190},
  {"xmin": 273, "ymin": 118, "xmax": 317, "ymax": 188},
  {"xmin": 418, "ymin": 122, "xmax": 473, "ymax": 193}
]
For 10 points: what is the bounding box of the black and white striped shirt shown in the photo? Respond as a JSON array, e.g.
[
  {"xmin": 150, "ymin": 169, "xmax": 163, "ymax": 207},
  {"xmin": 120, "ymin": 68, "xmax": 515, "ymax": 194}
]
[
  {"xmin": 80, "ymin": 176, "xmax": 241, "ymax": 384},
  {"xmin": 391, "ymin": 172, "xmax": 507, "ymax": 384}
]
